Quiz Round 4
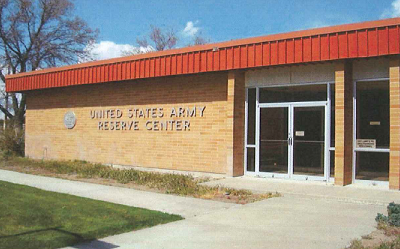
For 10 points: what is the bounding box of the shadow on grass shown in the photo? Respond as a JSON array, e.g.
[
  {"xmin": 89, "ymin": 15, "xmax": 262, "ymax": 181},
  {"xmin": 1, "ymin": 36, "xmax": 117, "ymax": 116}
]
[
  {"xmin": 0, "ymin": 227, "xmax": 119, "ymax": 249},
  {"xmin": 0, "ymin": 226, "xmax": 83, "ymax": 239},
  {"xmin": 71, "ymin": 239, "xmax": 119, "ymax": 249}
]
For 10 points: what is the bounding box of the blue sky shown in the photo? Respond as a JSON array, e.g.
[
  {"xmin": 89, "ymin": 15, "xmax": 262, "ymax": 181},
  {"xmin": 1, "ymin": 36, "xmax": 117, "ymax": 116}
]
[{"xmin": 73, "ymin": 0, "xmax": 400, "ymax": 60}]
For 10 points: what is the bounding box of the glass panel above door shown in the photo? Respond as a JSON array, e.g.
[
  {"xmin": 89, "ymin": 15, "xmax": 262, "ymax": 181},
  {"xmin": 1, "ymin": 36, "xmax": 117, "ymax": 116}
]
[{"xmin": 259, "ymin": 84, "xmax": 327, "ymax": 103}]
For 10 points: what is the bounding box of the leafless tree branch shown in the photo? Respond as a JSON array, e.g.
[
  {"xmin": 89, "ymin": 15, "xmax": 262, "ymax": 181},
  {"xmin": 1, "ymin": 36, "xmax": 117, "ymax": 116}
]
[{"xmin": 0, "ymin": 0, "xmax": 98, "ymax": 129}]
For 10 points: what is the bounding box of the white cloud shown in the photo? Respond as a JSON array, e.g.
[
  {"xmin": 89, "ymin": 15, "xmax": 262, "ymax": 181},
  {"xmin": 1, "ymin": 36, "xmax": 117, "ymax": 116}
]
[
  {"xmin": 308, "ymin": 20, "xmax": 331, "ymax": 29},
  {"xmin": 381, "ymin": 0, "xmax": 400, "ymax": 18},
  {"xmin": 182, "ymin": 21, "xmax": 200, "ymax": 37},
  {"xmin": 90, "ymin": 41, "xmax": 134, "ymax": 60},
  {"xmin": 85, "ymin": 41, "xmax": 153, "ymax": 61}
]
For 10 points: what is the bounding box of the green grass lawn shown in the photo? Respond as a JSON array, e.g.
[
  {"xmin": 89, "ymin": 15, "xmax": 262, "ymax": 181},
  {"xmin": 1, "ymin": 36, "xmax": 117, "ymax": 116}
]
[{"xmin": 0, "ymin": 180, "xmax": 183, "ymax": 249}]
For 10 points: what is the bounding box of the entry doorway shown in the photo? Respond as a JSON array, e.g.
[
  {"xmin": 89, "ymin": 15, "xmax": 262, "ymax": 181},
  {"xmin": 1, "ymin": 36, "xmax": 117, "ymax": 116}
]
[{"xmin": 257, "ymin": 103, "xmax": 328, "ymax": 181}]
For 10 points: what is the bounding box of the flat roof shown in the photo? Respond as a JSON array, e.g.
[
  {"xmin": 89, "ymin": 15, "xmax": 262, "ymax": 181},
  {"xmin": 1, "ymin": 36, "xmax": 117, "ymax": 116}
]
[{"xmin": 6, "ymin": 18, "xmax": 400, "ymax": 92}]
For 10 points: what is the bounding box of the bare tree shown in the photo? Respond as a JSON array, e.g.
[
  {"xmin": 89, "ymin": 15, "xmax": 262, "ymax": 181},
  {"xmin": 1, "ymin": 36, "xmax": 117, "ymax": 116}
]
[
  {"xmin": 193, "ymin": 36, "xmax": 207, "ymax": 46},
  {"xmin": 124, "ymin": 25, "xmax": 210, "ymax": 56},
  {"xmin": 137, "ymin": 25, "xmax": 178, "ymax": 52},
  {"xmin": 0, "ymin": 0, "xmax": 98, "ymax": 130},
  {"xmin": 191, "ymin": 32, "xmax": 210, "ymax": 46},
  {"xmin": 122, "ymin": 25, "xmax": 177, "ymax": 56}
]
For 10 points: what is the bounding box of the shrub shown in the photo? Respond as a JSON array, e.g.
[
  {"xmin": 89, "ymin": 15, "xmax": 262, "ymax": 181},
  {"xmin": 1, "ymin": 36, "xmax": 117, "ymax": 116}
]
[
  {"xmin": 376, "ymin": 213, "xmax": 389, "ymax": 223},
  {"xmin": 0, "ymin": 128, "xmax": 24, "ymax": 157},
  {"xmin": 388, "ymin": 202, "xmax": 400, "ymax": 216},
  {"xmin": 376, "ymin": 202, "xmax": 400, "ymax": 227},
  {"xmin": 390, "ymin": 214, "xmax": 400, "ymax": 227}
]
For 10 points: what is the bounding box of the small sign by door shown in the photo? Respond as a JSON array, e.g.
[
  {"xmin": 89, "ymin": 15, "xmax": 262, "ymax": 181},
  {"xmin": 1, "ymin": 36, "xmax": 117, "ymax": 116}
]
[
  {"xmin": 356, "ymin": 139, "xmax": 376, "ymax": 149},
  {"xmin": 295, "ymin": 131, "xmax": 305, "ymax": 136},
  {"xmin": 369, "ymin": 121, "xmax": 381, "ymax": 126}
]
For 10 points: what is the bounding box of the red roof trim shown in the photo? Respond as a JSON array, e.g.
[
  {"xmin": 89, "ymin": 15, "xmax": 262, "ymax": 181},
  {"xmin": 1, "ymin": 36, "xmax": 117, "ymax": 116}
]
[{"xmin": 6, "ymin": 18, "xmax": 400, "ymax": 92}]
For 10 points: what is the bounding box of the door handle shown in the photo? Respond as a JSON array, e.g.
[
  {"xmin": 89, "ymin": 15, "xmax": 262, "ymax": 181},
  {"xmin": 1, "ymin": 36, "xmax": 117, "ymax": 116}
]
[{"xmin": 287, "ymin": 137, "xmax": 292, "ymax": 146}]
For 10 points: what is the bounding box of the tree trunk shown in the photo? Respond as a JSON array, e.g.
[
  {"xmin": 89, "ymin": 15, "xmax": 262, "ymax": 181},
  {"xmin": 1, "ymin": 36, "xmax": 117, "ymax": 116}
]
[{"xmin": 12, "ymin": 93, "xmax": 26, "ymax": 132}]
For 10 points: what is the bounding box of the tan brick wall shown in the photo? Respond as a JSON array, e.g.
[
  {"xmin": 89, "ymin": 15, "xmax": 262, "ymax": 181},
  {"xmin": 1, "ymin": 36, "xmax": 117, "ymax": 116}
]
[
  {"xmin": 25, "ymin": 72, "xmax": 237, "ymax": 174},
  {"xmin": 227, "ymin": 72, "xmax": 245, "ymax": 176},
  {"xmin": 335, "ymin": 61, "xmax": 353, "ymax": 186},
  {"xmin": 389, "ymin": 58, "xmax": 400, "ymax": 190}
]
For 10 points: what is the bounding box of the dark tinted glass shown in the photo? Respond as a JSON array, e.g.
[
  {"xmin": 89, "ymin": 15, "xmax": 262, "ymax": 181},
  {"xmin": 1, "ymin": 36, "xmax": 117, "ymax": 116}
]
[
  {"xmin": 259, "ymin": 84, "xmax": 327, "ymax": 103},
  {"xmin": 247, "ymin": 89, "xmax": 256, "ymax": 145},
  {"xmin": 330, "ymin": 84, "xmax": 335, "ymax": 148},
  {"xmin": 356, "ymin": 81, "xmax": 389, "ymax": 149},
  {"xmin": 259, "ymin": 107, "xmax": 288, "ymax": 174},
  {"xmin": 293, "ymin": 106, "xmax": 325, "ymax": 176},
  {"xmin": 247, "ymin": 148, "xmax": 255, "ymax": 172},
  {"xmin": 355, "ymin": 152, "xmax": 389, "ymax": 181},
  {"xmin": 330, "ymin": 150, "xmax": 335, "ymax": 178}
]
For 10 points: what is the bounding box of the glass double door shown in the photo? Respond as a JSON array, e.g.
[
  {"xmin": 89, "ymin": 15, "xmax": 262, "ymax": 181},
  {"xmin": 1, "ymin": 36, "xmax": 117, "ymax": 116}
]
[{"xmin": 258, "ymin": 103, "xmax": 327, "ymax": 180}]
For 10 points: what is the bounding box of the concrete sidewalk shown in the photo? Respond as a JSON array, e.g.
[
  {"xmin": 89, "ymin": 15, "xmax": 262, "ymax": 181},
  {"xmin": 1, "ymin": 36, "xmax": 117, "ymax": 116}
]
[
  {"xmin": 67, "ymin": 197, "xmax": 385, "ymax": 249},
  {"xmin": 0, "ymin": 170, "xmax": 236, "ymax": 218},
  {"xmin": 202, "ymin": 176, "xmax": 400, "ymax": 206},
  {"xmin": 1, "ymin": 169, "xmax": 398, "ymax": 249}
]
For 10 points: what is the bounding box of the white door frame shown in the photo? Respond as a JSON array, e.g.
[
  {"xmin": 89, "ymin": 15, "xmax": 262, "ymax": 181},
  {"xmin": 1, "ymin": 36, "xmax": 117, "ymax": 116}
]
[{"xmin": 256, "ymin": 101, "xmax": 329, "ymax": 181}]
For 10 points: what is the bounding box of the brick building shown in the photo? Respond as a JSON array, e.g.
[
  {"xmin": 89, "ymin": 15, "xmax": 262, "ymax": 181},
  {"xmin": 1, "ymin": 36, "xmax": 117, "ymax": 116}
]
[{"xmin": 6, "ymin": 18, "xmax": 400, "ymax": 190}]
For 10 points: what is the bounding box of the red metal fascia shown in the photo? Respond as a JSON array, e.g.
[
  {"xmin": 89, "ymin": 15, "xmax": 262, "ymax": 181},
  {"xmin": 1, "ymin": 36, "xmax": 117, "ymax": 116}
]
[{"xmin": 6, "ymin": 18, "xmax": 400, "ymax": 92}]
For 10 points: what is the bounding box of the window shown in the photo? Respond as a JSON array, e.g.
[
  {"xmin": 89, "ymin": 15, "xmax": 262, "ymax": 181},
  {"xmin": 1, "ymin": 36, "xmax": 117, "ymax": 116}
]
[
  {"xmin": 329, "ymin": 84, "xmax": 335, "ymax": 177},
  {"xmin": 355, "ymin": 80, "xmax": 389, "ymax": 181},
  {"xmin": 246, "ymin": 88, "xmax": 256, "ymax": 172},
  {"xmin": 356, "ymin": 81, "xmax": 389, "ymax": 149},
  {"xmin": 247, "ymin": 89, "xmax": 256, "ymax": 145}
]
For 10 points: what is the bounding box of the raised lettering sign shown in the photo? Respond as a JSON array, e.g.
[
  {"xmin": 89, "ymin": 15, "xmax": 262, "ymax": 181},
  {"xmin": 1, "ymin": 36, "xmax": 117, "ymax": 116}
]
[{"xmin": 89, "ymin": 106, "xmax": 206, "ymax": 132}]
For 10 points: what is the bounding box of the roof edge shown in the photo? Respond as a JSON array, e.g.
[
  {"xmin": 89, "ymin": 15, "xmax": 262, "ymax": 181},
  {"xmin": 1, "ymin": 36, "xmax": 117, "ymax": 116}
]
[{"xmin": 6, "ymin": 17, "xmax": 400, "ymax": 80}]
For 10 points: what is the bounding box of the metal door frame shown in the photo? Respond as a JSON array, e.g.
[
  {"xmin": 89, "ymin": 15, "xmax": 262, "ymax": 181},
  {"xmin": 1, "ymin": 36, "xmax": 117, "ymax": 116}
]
[
  {"xmin": 256, "ymin": 101, "xmax": 329, "ymax": 181},
  {"xmin": 352, "ymin": 78, "xmax": 390, "ymax": 186}
]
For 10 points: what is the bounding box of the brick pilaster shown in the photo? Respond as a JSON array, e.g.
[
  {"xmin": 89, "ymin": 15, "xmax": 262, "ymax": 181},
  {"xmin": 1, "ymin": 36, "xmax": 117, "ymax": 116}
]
[
  {"xmin": 335, "ymin": 61, "xmax": 353, "ymax": 186},
  {"xmin": 389, "ymin": 58, "xmax": 400, "ymax": 190},
  {"xmin": 227, "ymin": 71, "xmax": 245, "ymax": 176}
]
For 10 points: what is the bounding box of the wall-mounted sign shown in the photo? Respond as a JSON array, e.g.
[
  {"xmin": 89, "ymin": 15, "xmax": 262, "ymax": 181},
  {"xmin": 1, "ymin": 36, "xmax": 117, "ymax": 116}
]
[
  {"xmin": 356, "ymin": 139, "xmax": 376, "ymax": 149},
  {"xmin": 64, "ymin": 111, "xmax": 76, "ymax": 129},
  {"xmin": 90, "ymin": 106, "xmax": 206, "ymax": 132},
  {"xmin": 295, "ymin": 131, "xmax": 305, "ymax": 137},
  {"xmin": 369, "ymin": 121, "xmax": 381, "ymax": 126}
]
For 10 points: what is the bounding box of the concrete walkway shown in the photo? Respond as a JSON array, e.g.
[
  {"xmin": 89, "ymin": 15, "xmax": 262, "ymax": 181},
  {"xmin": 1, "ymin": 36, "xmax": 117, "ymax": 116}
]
[
  {"xmin": 201, "ymin": 176, "xmax": 400, "ymax": 206},
  {"xmin": 0, "ymin": 170, "xmax": 235, "ymax": 218},
  {"xmin": 1, "ymin": 170, "xmax": 398, "ymax": 249}
]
